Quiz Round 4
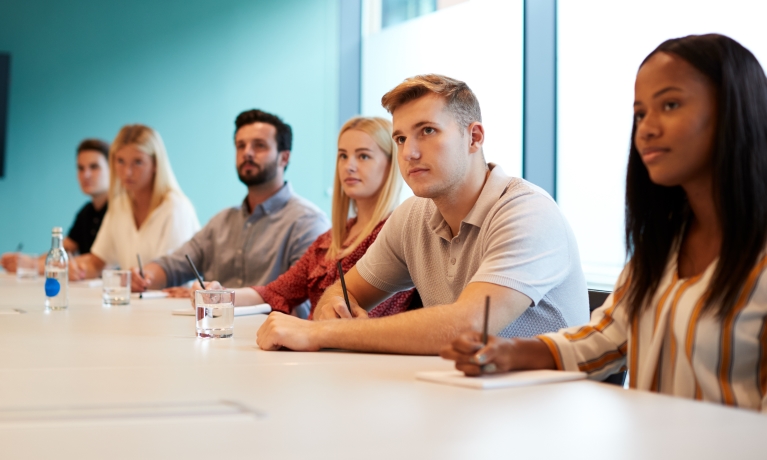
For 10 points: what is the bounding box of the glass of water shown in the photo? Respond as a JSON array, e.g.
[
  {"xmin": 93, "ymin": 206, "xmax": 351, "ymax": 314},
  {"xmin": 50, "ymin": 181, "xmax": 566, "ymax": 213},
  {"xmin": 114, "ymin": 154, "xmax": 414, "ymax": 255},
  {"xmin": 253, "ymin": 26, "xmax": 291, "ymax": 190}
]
[
  {"xmin": 102, "ymin": 270, "xmax": 131, "ymax": 305},
  {"xmin": 195, "ymin": 290, "xmax": 235, "ymax": 338},
  {"xmin": 16, "ymin": 253, "xmax": 39, "ymax": 280}
]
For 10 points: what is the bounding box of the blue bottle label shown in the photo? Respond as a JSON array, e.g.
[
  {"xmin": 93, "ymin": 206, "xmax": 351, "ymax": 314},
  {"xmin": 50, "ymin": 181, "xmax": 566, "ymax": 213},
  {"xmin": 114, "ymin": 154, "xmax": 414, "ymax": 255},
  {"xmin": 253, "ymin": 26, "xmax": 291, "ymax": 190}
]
[{"xmin": 45, "ymin": 278, "xmax": 61, "ymax": 297}]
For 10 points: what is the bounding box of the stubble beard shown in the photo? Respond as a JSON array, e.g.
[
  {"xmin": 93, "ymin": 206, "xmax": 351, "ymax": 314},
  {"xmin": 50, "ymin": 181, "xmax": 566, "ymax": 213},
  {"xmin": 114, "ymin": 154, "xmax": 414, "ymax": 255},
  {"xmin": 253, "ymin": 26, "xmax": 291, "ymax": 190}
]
[{"xmin": 237, "ymin": 157, "xmax": 279, "ymax": 187}]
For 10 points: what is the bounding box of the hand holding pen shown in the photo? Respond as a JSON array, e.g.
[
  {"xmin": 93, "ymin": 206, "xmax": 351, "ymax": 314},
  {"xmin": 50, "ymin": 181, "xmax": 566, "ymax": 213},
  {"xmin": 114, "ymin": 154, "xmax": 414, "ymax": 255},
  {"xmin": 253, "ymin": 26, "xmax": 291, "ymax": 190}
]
[
  {"xmin": 313, "ymin": 262, "xmax": 369, "ymax": 321},
  {"xmin": 439, "ymin": 296, "xmax": 511, "ymax": 376}
]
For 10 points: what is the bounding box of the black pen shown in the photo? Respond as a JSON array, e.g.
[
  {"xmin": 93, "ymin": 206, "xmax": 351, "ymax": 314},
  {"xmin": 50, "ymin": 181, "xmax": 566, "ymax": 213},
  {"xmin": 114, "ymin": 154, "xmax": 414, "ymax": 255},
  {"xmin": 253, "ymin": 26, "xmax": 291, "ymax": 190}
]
[
  {"xmin": 136, "ymin": 254, "xmax": 144, "ymax": 299},
  {"xmin": 185, "ymin": 254, "xmax": 206, "ymax": 290},
  {"xmin": 336, "ymin": 261, "xmax": 353, "ymax": 317},
  {"xmin": 482, "ymin": 296, "xmax": 490, "ymax": 345}
]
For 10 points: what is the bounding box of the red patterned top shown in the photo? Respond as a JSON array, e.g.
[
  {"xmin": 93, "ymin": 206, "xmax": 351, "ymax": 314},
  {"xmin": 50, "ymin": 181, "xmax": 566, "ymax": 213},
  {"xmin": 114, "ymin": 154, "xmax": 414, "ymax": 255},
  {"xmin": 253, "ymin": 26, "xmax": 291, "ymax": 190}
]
[{"xmin": 252, "ymin": 218, "xmax": 415, "ymax": 318}]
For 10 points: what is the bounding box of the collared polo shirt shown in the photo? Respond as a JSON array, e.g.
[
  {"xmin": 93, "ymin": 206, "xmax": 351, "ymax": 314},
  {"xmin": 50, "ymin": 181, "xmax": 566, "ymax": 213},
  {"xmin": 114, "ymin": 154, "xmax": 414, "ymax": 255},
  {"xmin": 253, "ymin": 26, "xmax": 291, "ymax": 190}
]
[
  {"xmin": 356, "ymin": 164, "xmax": 589, "ymax": 337},
  {"xmin": 155, "ymin": 182, "xmax": 329, "ymax": 292}
]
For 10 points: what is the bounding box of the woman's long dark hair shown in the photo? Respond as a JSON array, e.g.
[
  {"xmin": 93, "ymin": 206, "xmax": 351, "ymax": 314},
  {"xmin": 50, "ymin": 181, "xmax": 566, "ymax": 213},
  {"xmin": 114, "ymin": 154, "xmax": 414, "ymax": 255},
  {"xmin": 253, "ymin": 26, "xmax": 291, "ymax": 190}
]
[{"xmin": 625, "ymin": 34, "xmax": 767, "ymax": 320}]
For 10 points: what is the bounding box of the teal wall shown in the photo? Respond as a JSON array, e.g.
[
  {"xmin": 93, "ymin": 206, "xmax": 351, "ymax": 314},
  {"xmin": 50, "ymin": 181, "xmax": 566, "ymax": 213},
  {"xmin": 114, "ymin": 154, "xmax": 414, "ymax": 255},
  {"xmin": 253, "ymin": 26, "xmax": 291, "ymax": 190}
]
[{"xmin": 0, "ymin": 0, "xmax": 339, "ymax": 254}]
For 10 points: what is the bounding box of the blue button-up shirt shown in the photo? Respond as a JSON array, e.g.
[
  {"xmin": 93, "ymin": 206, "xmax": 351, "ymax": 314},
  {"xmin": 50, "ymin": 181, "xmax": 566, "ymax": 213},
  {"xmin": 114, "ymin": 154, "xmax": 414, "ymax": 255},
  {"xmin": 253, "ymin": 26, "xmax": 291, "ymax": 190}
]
[{"xmin": 155, "ymin": 182, "xmax": 329, "ymax": 292}]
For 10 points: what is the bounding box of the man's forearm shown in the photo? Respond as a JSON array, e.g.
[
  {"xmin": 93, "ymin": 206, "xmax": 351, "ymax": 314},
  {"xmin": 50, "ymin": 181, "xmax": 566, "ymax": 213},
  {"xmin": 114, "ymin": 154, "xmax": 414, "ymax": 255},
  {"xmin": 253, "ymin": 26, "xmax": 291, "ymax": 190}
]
[
  {"xmin": 310, "ymin": 282, "xmax": 531, "ymax": 354},
  {"xmin": 314, "ymin": 303, "xmax": 483, "ymax": 355}
]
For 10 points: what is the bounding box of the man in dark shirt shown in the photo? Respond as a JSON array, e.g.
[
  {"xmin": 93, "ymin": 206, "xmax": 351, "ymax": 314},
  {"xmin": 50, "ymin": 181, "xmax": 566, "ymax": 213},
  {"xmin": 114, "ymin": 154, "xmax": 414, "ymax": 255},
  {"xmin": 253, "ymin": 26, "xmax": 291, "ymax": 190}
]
[
  {"xmin": 1, "ymin": 139, "xmax": 110, "ymax": 273},
  {"xmin": 65, "ymin": 139, "xmax": 110, "ymax": 254}
]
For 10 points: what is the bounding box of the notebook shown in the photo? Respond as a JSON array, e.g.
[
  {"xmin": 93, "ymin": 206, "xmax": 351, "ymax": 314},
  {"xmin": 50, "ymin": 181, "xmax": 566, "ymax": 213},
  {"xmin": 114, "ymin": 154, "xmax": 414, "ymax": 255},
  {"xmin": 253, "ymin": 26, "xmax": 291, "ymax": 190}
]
[
  {"xmin": 171, "ymin": 304, "xmax": 271, "ymax": 317},
  {"xmin": 416, "ymin": 369, "xmax": 586, "ymax": 389}
]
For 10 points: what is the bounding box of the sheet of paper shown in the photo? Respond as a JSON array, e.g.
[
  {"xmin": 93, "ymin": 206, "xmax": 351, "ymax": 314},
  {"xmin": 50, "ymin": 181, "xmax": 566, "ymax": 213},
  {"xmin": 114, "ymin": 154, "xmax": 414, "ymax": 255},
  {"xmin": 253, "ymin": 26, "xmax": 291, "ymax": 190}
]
[
  {"xmin": 172, "ymin": 304, "xmax": 271, "ymax": 317},
  {"xmin": 70, "ymin": 279, "xmax": 103, "ymax": 288},
  {"xmin": 416, "ymin": 369, "xmax": 587, "ymax": 389},
  {"xmin": 131, "ymin": 291, "xmax": 168, "ymax": 299}
]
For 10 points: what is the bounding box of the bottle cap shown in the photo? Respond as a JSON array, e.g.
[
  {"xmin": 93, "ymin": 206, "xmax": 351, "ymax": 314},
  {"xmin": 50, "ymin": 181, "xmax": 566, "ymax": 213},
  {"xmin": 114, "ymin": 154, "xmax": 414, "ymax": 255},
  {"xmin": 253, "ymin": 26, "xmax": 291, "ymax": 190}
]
[{"xmin": 52, "ymin": 226, "xmax": 63, "ymax": 234}]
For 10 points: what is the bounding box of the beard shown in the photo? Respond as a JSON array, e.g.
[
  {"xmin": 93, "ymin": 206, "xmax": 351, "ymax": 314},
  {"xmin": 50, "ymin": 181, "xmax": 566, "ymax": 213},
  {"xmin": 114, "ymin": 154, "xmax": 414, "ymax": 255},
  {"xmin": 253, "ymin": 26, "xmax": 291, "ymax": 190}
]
[{"xmin": 237, "ymin": 157, "xmax": 279, "ymax": 186}]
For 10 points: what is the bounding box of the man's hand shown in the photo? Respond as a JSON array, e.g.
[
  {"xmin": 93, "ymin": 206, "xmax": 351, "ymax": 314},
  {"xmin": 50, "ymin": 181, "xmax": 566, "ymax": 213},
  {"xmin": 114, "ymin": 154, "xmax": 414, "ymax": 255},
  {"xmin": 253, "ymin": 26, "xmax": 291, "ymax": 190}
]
[
  {"xmin": 313, "ymin": 294, "xmax": 368, "ymax": 320},
  {"xmin": 184, "ymin": 280, "xmax": 222, "ymax": 306},
  {"xmin": 256, "ymin": 312, "xmax": 323, "ymax": 351}
]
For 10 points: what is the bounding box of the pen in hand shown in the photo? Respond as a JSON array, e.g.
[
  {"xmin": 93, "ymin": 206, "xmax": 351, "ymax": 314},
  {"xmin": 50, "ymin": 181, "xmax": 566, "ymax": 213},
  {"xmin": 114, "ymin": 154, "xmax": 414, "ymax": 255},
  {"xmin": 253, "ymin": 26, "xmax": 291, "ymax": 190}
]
[
  {"xmin": 336, "ymin": 261, "xmax": 353, "ymax": 318},
  {"xmin": 185, "ymin": 254, "xmax": 205, "ymax": 290},
  {"xmin": 475, "ymin": 296, "xmax": 497, "ymax": 374},
  {"xmin": 482, "ymin": 295, "xmax": 490, "ymax": 345},
  {"xmin": 136, "ymin": 254, "xmax": 144, "ymax": 299}
]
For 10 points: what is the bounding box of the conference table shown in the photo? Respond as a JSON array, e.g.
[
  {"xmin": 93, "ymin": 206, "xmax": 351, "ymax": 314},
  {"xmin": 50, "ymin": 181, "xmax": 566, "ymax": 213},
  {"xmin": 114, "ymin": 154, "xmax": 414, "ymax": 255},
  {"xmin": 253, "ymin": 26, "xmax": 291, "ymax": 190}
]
[{"xmin": 0, "ymin": 273, "xmax": 765, "ymax": 459}]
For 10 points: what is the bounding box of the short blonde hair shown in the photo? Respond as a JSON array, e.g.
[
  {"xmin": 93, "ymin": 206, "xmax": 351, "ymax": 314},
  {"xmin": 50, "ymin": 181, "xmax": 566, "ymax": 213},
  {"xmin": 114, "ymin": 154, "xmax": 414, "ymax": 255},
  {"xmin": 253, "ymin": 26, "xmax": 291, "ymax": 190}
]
[
  {"xmin": 108, "ymin": 124, "xmax": 185, "ymax": 212},
  {"xmin": 327, "ymin": 117, "xmax": 402, "ymax": 260},
  {"xmin": 381, "ymin": 74, "xmax": 482, "ymax": 129}
]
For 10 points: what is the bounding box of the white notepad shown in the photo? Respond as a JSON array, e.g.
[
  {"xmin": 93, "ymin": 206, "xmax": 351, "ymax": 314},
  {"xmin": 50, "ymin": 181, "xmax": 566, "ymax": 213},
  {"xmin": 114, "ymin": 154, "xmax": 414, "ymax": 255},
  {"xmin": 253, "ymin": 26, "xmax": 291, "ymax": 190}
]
[
  {"xmin": 171, "ymin": 304, "xmax": 271, "ymax": 317},
  {"xmin": 131, "ymin": 290, "xmax": 168, "ymax": 299},
  {"xmin": 70, "ymin": 279, "xmax": 103, "ymax": 288},
  {"xmin": 416, "ymin": 369, "xmax": 586, "ymax": 389}
]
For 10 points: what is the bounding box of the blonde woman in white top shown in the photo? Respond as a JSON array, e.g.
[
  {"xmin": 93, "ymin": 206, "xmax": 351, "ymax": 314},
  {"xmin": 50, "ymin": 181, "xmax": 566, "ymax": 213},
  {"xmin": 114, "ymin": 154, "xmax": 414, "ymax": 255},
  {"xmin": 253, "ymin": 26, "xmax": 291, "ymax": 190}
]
[
  {"xmin": 441, "ymin": 34, "xmax": 767, "ymax": 412},
  {"xmin": 71, "ymin": 124, "xmax": 200, "ymax": 278}
]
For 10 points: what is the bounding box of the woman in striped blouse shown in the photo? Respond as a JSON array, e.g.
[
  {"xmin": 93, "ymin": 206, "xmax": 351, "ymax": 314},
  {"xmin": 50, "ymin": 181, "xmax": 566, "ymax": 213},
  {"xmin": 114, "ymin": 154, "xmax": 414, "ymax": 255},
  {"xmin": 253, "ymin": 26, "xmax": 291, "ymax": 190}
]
[{"xmin": 441, "ymin": 34, "xmax": 767, "ymax": 412}]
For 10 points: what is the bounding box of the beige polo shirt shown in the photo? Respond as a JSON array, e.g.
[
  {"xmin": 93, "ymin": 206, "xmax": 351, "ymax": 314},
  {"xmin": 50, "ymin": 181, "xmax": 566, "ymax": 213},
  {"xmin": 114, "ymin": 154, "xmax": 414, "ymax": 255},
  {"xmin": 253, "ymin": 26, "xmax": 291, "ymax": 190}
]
[{"xmin": 356, "ymin": 164, "xmax": 589, "ymax": 337}]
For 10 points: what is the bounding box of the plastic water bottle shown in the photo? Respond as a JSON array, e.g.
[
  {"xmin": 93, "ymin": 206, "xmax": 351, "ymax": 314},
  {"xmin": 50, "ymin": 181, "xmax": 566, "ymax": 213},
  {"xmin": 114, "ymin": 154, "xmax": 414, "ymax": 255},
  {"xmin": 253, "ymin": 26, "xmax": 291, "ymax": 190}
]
[{"xmin": 44, "ymin": 227, "xmax": 68, "ymax": 310}]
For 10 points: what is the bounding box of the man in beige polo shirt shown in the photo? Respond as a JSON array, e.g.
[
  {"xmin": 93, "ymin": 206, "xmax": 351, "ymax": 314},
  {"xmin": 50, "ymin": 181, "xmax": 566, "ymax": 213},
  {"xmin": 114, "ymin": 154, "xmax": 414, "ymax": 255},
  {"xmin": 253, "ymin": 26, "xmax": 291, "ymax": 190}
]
[{"xmin": 256, "ymin": 74, "xmax": 589, "ymax": 354}]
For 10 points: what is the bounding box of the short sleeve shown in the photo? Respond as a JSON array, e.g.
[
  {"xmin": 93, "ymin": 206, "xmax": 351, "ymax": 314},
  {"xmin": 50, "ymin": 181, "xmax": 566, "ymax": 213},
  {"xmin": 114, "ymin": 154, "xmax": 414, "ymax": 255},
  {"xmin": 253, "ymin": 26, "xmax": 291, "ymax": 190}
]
[
  {"xmin": 355, "ymin": 198, "xmax": 414, "ymax": 293},
  {"xmin": 470, "ymin": 189, "xmax": 573, "ymax": 305}
]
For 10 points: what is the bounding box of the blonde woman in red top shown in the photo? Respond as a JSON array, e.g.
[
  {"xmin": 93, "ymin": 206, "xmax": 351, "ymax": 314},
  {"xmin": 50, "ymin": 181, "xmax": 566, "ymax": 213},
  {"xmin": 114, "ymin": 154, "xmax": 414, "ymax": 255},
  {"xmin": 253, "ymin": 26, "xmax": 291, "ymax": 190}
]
[{"xmin": 201, "ymin": 116, "xmax": 416, "ymax": 318}]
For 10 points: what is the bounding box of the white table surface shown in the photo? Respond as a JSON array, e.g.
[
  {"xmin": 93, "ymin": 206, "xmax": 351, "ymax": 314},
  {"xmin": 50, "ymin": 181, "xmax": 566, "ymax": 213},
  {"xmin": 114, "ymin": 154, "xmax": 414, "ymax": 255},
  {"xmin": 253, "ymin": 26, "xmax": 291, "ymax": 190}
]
[{"xmin": 0, "ymin": 273, "xmax": 765, "ymax": 459}]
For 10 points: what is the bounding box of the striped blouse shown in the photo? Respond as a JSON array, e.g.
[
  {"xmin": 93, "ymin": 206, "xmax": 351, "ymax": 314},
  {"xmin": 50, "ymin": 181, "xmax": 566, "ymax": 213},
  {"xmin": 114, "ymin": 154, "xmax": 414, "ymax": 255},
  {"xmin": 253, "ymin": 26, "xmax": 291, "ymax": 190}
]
[{"xmin": 540, "ymin": 252, "xmax": 767, "ymax": 412}]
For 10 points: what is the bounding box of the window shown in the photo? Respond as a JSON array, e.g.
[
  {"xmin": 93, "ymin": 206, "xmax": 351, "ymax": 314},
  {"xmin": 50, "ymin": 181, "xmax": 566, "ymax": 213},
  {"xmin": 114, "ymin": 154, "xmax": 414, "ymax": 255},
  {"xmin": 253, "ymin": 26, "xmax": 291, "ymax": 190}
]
[
  {"xmin": 557, "ymin": 0, "xmax": 767, "ymax": 289},
  {"xmin": 361, "ymin": 0, "xmax": 524, "ymax": 201}
]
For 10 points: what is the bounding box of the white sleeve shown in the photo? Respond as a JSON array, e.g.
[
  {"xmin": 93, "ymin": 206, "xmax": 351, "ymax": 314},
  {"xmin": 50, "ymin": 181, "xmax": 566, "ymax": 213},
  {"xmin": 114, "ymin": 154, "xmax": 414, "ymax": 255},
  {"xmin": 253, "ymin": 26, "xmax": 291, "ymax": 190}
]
[
  {"xmin": 155, "ymin": 193, "xmax": 201, "ymax": 256},
  {"xmin": 89, "ymin": 207, "xmax": 117, "ymax": 266}
]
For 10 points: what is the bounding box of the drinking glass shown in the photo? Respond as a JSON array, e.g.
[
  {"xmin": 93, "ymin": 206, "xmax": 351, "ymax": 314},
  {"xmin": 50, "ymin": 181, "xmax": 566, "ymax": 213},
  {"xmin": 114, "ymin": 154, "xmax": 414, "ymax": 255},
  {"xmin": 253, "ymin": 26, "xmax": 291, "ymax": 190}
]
[
  {"xmin": 16, "ymin": 253, "xmax": 38, "ymax": 280},
  {"xmin": 195, "ymin": 290, "xmax": 235, "ymax": 338},
  {"xmin": 102, "ymin": 269, "xmax": 131, "ymax": 305}
]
